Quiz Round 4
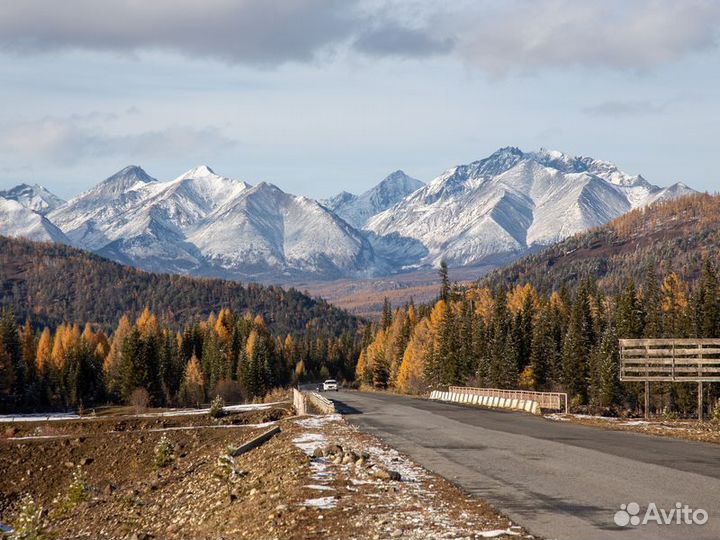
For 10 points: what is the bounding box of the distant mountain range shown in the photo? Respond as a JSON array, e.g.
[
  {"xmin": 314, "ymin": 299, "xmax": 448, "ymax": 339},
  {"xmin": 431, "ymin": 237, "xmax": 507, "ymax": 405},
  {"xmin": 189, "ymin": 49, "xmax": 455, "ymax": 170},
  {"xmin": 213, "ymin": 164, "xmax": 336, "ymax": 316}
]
[{"xmin": 0, "ymin": 147, "xmax": 695, "ymax": 281}]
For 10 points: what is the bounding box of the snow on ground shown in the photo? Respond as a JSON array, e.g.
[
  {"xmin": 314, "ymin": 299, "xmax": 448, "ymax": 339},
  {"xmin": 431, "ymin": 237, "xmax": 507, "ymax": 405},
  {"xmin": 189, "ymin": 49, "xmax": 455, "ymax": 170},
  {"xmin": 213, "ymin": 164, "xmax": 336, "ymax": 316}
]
[
  {"xmin": 294, "ymin": 414, "xmax": 342, "ymax": 429},
  {"xmin": 0, "ymin": 413, "xmax": 81, "ymax": 423},
  {"xmin": 0, "ymin": 402, "xmax": 284, "ymax": 424},
  {"xmin": 137, "ymin": 402, "xmax": 278, "ymax": 418},
  {"xmin": 304, "ymin": 484, "xmax": 335, "ymax": 491},
  {"xmin": 303, "ymin": 496, "xmax": 337, "ymax": 509},
  {"xmin": 291, "ymin": 413, "xmax": 526, "ymax": 539},
  {"xmin": 292, "ymin": 431, "xmax": 335, "ymax": 486},
  {"xmin": 479, "ymin": 529, "xmax": 522, "ymax": 538}
]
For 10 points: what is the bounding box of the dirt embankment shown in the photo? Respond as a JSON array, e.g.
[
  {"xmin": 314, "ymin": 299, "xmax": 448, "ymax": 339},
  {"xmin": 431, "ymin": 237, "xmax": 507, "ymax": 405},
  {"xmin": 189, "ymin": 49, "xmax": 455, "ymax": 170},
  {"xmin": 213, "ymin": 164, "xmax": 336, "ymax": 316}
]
[{"xmin": 1, "ymin": 406, "xmax": 528, "ymax": 539}]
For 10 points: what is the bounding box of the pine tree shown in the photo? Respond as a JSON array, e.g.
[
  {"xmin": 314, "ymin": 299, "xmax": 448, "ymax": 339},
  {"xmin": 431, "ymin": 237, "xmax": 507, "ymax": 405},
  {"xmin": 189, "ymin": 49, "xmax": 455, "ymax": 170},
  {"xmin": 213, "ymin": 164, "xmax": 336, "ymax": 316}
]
[
  {"xmin": 381, "ymin": 298, "xmax": 393, "ymax": 331},
  {"xmin": 641, "ymin": 266, "xmax": 662, "ymax": 338},
  {"xmin": 437, "ymin": 301, "xmax": 459, "ymax": 385},
  {"xmin": 438, "ymin": 260, "xmax": 450, "ymax": 302},
  {"xmin": 694, "ymin": 258, "xmax": 720, "ymax": 337},
  {"xmin": 561, "ymin": 283, "xmax": 595, "ymax": 403},
  {"xmin": 487, "ymin": 289, "xmax": 513, "ymax": 388},
  {"xmin": 0, "ymin": 338, "xmax": 17, "ymax": 408},
  {"xmin": 178, "ymin": 354, "xmax": 205, "ymax": 407},
  {"xmin": 590, "ymin": 324, "xmax": 621, "ymax": 410},
  {"xmin": 0, "ymin": 310, "xmax": 22, "ymax": 403},
  {"xmin": 616, "ymin": 281, "xmax": 643, "ymax": 338},
  {"xmin": 530, "ymin": 303, "xmax": 555, "ymax": 390}
]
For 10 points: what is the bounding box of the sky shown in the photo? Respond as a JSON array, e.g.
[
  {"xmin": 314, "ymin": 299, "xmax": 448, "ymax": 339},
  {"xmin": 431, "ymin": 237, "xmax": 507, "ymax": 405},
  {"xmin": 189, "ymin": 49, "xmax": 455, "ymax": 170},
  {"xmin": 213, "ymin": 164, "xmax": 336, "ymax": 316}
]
[{"xmin": 0, "ymin": 0, "xmax": 718, "ymax": 200}]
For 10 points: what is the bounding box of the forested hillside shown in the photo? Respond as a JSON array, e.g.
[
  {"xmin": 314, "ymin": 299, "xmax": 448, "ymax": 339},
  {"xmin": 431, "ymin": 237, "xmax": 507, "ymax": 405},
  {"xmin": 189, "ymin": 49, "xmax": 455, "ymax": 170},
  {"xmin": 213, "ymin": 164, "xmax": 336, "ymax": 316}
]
[
  {"xmin": 0, "ymin": 236, "xmax": 359, "ymax": 336},
  {"xmin": 480, "ymin": 193, "xmax": 720, "ymax": 294},
  {"xmin": 357, "ymin": 256, "xmax": 720, "ymax": 416}
]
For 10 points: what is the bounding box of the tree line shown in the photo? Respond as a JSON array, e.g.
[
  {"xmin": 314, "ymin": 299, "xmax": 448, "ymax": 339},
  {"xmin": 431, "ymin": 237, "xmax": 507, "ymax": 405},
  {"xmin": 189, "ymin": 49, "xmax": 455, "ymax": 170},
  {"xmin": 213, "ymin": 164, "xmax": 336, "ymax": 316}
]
[
  {"xmin": 0, "ymin": 307, "xmax": 361, "ymax": 413},
  {"xmin": 356, "ymin": 260, "xmax": 720, "ymax": 416}
]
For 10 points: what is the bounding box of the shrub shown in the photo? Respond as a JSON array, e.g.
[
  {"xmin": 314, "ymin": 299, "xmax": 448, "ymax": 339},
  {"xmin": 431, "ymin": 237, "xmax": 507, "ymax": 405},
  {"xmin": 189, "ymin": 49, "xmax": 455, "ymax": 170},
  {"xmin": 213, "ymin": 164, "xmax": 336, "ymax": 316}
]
[
  {"xmin": 66, "ymin": 466, "xmax": 90, "ymax": 506},
  {"xmin": 209, "ymin": 395, "xmax": 225, "ymax": 419},
  {"xmin": 129, "ymin": 387, "xmax": 151, "ymax": 413},
  {"xmin": 154, "ymin": 435, "xmax": 175, "ymax": 468},
  {"xmin": 51, "ymin": 466, "xmax": 90, "ymax": 517},
  {"xmin": 263, "ymin": 387, "xmax": 290, "ymax": 403},
  {"xmin": 10, "ymin": 494, "xmax": 45, "ymax": 539},
  {"xmin": 711, "ymin": 400, "xmax": 720, "ymax": 424},
  {"xmin": 212, "ymin": 379, "xmax": 244, "ymax": 404}
]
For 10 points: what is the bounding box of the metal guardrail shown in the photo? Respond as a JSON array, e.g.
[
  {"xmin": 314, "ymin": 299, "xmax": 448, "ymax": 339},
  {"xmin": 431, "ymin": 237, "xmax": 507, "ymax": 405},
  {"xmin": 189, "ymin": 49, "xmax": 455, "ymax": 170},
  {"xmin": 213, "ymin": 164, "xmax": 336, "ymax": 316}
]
[{"xmin": 448, "ymin": 386, "xmax": 568, "ymax": 413}]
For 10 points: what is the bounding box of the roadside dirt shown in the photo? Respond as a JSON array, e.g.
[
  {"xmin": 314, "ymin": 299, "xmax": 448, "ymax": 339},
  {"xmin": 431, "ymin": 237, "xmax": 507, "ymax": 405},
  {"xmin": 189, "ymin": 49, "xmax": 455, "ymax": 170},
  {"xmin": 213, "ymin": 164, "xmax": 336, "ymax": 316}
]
[
  {"xmin": 1, "ymin": 406, "xmax": 530, "ymax": 539},
  {"xmin": 545, "ymin": 413, "xmax": 720, "ymax": 444}
]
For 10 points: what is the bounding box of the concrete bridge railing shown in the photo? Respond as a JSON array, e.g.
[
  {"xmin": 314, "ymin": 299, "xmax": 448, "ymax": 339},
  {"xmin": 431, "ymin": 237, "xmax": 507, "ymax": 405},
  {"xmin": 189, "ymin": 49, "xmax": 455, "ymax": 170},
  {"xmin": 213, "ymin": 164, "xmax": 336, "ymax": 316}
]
[{"xmin": 429, "ymin": 388, "xmax": 547, "ymax": 415}]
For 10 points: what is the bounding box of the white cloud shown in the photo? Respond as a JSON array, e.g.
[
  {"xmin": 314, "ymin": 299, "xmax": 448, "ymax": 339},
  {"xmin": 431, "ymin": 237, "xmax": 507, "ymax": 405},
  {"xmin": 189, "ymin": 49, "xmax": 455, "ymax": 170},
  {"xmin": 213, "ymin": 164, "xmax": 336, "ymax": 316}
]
[
  {"xmin": 449, "ymin": 0, "xmax": 720, "ymax": 74},
  {"xmin": 0, "ymin": 114, "xmax": 236, "ymax": 165},
  {"xmin": 0, "ymin": 0, "xmax": 717, "ymax": 73}
]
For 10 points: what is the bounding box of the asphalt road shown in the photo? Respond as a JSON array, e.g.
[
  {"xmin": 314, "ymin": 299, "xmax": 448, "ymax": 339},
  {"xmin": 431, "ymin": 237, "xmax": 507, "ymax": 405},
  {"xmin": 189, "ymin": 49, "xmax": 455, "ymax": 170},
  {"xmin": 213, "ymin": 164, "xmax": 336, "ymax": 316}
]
[{"xmin": 329, "ymin": 390, "xmax": 720, "ymax": 539}]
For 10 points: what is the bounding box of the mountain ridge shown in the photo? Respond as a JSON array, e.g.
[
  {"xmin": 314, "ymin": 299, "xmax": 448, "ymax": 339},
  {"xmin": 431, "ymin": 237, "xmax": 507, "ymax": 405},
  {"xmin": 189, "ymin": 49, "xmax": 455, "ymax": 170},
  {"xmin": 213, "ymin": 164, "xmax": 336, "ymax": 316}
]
[{"xmin": 0, "ymin": 147, "xmax": 696, "ymax": 281}]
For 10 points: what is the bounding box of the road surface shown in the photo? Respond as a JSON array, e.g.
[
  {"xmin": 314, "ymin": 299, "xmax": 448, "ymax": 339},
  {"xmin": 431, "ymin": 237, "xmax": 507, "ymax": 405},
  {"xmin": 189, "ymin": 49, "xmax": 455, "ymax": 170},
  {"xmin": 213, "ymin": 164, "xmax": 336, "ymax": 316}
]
[{"xmin": 330, "ymin": 390, "xmax": 720, "ymax": 539}]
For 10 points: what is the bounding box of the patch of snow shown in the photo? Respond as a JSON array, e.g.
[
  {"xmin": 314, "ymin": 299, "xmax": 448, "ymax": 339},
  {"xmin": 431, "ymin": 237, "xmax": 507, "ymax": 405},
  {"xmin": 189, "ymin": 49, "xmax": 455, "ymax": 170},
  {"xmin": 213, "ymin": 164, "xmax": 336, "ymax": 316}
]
[
  {"xmin": 294, "ymin": 414, "xmax": 342, "ymax": 429},
  {"xmin": 478, "ymin": 529, "xmax": 521, "ymax": 538},
  {"xmin": 292, "ymin": 432, "xmax": 326, "ymax": 454},
  {"xmin": 304, "ymin": 484, "xmax": 335, "ymax": 491},
  {"xmin": 303, "ymin": 496, "xmax": 337, "ymax": 509},
  {"xmin": 7, "ymin": 434, "xmax": 72, "ymax": 441},
  {"xmin": 365, "ymin": 444, "xmax": 426, "ymax": 484},
  {"xmin": 0, "ymin": 412, "xmax": 81, "ymax": 423},
  {"xmin": 136, "ymin": 402, "xmax": 276, "ymax": 418}
]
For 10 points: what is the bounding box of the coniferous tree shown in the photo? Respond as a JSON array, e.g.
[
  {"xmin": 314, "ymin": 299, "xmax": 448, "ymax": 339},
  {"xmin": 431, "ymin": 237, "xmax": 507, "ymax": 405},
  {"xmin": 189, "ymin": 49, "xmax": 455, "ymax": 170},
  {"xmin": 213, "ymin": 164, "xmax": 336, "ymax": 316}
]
[
  {"xmin": 616, "ymin": 281, "xmax": 643, "ymax": 339},
  {"xmin": 178, "ymin": 354, "xmax": 205, "ymax": 407},
  {"xmin": 694, "ymin": 258, "xmax": 720, "ymax": 337},
  {"xmin": 642, "ymin": 266, "xmax": 662, "ymax": 338},
  {"xmin": 590, "ymin": 324, "xmax": 621, "ymax": 410},
  {"xmin": 439, "ymin": 260, "xmax": 450, "ymax": 302},
  {"xmin": 561, "ymin": 283, "xmax": 594, "ymax": 403}
]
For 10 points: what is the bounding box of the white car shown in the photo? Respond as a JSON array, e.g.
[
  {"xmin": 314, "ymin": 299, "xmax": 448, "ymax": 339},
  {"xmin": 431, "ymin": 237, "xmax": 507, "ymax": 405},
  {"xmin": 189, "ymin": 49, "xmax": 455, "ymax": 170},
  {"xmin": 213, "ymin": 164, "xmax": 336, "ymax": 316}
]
[{"xmin": 322, "ymin": 379, "xmax": 338, "ymax": 392}]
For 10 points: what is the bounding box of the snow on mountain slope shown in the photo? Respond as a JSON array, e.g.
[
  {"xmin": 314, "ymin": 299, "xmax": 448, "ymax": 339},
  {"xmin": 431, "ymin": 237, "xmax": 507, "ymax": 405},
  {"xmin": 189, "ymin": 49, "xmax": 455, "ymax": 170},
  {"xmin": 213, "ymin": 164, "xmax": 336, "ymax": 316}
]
[
  {"xmin": 322, "ymin": 170, "xmax": 423, "ymax": 228},
  {"xmin": 49, "ymin": 165, "xmax": 158, "ymax": 249},
  {"xmin": 0, "ymin": 183, "xmax": 65, "ymax": 215},
  {"xmin": 189, "ymin": 182, "xmax": 376, "ymax": 279},
  {"xmin": 49, "ymin": 165, "xmax": 250, "ymax": 272},
  {"xmin": 10, "ymin": 148, "xmax": 696, "ymax": 280},
  {"xmin": 0, "ymin": 197, "xmax": 70, "ymax": 244},
  {"xmin": 367, "ymin": 147, "xmax": 694, "ymax": 267}
]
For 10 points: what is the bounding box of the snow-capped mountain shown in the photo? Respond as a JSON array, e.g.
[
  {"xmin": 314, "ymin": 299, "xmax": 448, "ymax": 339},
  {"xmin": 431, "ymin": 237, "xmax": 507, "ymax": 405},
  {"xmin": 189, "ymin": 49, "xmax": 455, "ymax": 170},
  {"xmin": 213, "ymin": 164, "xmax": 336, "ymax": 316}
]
[
  {"xmin": 188, "ymin": 182, "xmax": 376, "ymax": 279},
  {"xmin": 2, "ymin": 148, "xmax": 696, "ymax": 280},
  {"xmin": 0, "ymin": 183, "xmax": 65, "ymax": 215},
  {"xmin": 322, "ymin": 170, "xmax": 423, "ymax": 228},
  {"xmin": 0, "ymin": 197, "xmax": 70, "ymax": 244},
  {"xmin": 366, "ymin": 147, "xmax": 695, "ymax": 267},
  {"xmin": 45, "ymin": 165, "xmax": 377, "ymax": 279}
]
